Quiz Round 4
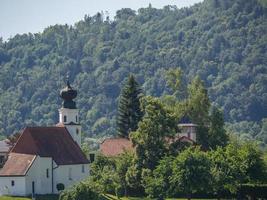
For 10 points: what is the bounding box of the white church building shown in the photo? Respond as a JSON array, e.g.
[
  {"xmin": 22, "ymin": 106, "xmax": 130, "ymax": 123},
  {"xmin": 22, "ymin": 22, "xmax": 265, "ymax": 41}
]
[{"xmin": 0, "ymin": 80, "xmax": 90, "ymax": 196}]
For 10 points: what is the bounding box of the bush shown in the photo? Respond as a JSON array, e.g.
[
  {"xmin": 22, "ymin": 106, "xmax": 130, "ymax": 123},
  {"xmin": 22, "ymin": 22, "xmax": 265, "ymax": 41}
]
[
  {"xmin": 59, "ymin": 181, "xmax": 102, "ymax": 200},
  {"xmin": 237, "ymin": 184, "xmax": 267, "ymax": 199}
]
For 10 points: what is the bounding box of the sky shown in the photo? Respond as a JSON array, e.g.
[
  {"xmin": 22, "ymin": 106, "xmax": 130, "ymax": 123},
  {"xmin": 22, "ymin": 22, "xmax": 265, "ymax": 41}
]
[{"xmin": 0, "ymin": 0, "xmax": 203, "ymax": 41}]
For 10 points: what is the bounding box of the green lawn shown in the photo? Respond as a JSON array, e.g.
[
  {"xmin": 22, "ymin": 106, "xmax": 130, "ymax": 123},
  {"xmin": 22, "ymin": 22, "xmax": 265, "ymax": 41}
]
[
  {"xmin": 0, "ymin": 195, "xmax": 58, "ymax": 200},
  {"xmin": 0, "ymin": 197, "xmax": 30, "ymax": 200}
]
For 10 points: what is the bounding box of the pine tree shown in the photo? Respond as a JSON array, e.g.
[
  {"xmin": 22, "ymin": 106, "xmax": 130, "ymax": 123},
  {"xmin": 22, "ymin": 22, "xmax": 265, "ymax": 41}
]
[{"xmin": 117, "ymin": 75, "xmax": 143, "ymax": 138}]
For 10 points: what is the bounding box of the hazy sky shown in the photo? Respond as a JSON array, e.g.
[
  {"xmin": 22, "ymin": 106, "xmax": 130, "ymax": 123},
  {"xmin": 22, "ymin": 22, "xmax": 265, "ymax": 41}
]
[{"xmin": 0, "ymin": 0, "xmax": 203, "ymax": 40}]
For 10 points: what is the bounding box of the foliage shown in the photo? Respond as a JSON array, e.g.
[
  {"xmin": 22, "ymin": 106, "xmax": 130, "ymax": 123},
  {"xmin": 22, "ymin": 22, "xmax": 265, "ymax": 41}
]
[
  {"xmin": 130, "ymin": 96, "xmax": 178, "ymax": 170},
  {"xmin": 208, "ymin": 107, "xmax": 228, "ymax": 149},
  {"xmin": 115, "ymin": 151, "xmax": 135, "ymax": 196},
  {"xmin": 142, "ymin": 156, "xmax": 175, "ymax": 199},
  {"xmin": 170, "ymin": 146, "xmax": 212, "ymax": 198},
  {"xmin": 187, "ymin": 77, "xmax": 210, "ymax": 149},
  {"xmin": 116, "ymin": 75, "xmax": 143, "ymax": 138},
  {"xmin": 237, "ymin": 184, "xmax": 267, "ymax": 199},
  {"xmin": 0, "ymin": 0, "xmax": 266, "ymax": 145},
  {"xmin": 59, "ymin": 181, "xmax": 102, "ymax": 200}
]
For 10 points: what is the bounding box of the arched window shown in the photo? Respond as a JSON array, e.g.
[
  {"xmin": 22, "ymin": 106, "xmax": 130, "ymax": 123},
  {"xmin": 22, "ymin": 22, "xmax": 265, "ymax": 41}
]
[
  {"xmin": 68, "ymin": 168, "xmax": 72, "ymax": 180},
  {"xmin": 76, "ymin": 115, "xmax": 78, "ymax": 122},
  {"xmin": 64, "ymin": 116, "xmax": 67, "ymax": 122},
  {"xmin": 82, "ymin": 165, "xmax": 85, "ymax": 173},
  {"xmin": 46, "ymin": 169, "xmax": 49, "ymax": 178},
  {"xmin": 76, "ymin": 128, "xmax": 79, "ymax": 135}
]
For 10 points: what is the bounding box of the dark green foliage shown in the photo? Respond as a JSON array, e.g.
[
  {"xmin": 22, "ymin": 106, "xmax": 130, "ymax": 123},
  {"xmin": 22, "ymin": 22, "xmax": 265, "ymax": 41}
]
[
  {"xmin": 0, "ymin": 0, "xmax": 266, "ymax": 144},
  {"xmin": 116, "ymin": 75, "xmax": 143, "ymax": 138},
  {"xmin": 208, "ymin": 107, "xmax": 228, "ymax": 149},
  {"xmin": 130, "ymin": 96, "xmax": 178, "ymax": 170},
  {"xmin": 170, "ymin": 147, "xmax": 212, "ymax": 198},
  {"xmin": 237, "ymin": 184, "xmax": 267, "ymax": 199},
  {"xmin": 59, "ymin": 181, "xmax": 101, "ymax": 200}
]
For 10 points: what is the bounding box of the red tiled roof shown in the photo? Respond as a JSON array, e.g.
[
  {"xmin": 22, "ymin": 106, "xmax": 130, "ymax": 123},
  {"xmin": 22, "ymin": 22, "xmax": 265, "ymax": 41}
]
[
  {"xmin": 101, "ymin": 135, "xmax": 195, "ymax": 157},
  {"xmin": 166, "ymin": 135, "xmax": 195, "ymax": 144},
  {"xmin": 100, "ymin": 138, "xmax": 134, "ymax": 157},
  {"xmin": 0, "ymin": 153, "xmax": 36, "ymax": 176},
  {"xmin": 11, "ymin": 127, "xmax": 89, "ymax": 165}
]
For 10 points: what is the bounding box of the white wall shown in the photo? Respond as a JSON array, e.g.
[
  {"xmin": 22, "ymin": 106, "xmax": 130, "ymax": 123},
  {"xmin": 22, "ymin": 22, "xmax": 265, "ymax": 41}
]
[
  {"xmin": 53, "ymin": 163, "xmax": 90, "ymax": 193},
  {"xmin": 25, "ymin": 156, "xmax": 52, "ymax": 195},
  {"xmin": 178, "ymin": 125, "xmax": 197, "ymax": 142},
  {"xmin": 64, "ymin": 125, "xmax": 82, "ymax": 146},
  {"xmin": 0, "ymin": 176, "xmax": 26, "ymax": 196},
  {"xmin": 59, "ymin": 108, "xmax": 79, "ymax": 124},
  {"xmin": 58, "ymin": 108, "xmax": 81, "ymax": 146}
]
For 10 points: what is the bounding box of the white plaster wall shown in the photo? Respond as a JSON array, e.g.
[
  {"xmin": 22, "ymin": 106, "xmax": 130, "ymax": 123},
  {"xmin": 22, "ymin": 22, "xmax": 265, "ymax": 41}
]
[
  {"xmin": 0, "ymin": 176, "xmax": 26, "ymax": 196},
  {"xmin": 178, "ymin": 126, "xmax": 197, "ymax": 142},
  {"xmin": 25, "ymin": 156, "xmax": 52, "ymax": 195},
  {"xmin": 53, "ymin": 163, "xmax": 90, "ymax": 193},
  {"xmin": 59, "ymin": 108, "xmax": 79, "ymax": 124},
  {"xmin": 64, "ymin": 125, "xmax": 81, "ymax": 146}
]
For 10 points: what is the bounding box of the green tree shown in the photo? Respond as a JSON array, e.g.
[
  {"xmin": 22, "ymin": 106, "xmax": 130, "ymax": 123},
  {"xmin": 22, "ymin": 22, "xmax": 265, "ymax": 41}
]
[
  {"xmin": 59, "ymin": 181, "xmax": 101, "ymax": 200},
  {"xmin": 142, "ymin": 156, "xmax": 175, "ymax": 199},
  {"xmin": 116, "ymin": 74, "xmax": 143, "ymax": 138},
  {"xmin": 130, "ymin": 96, "xmax": 178, "ymax": 170},
  {"xmin": 170, "ymin": 146, "xmax": 212, "ymax": 199},
  {"xmin": 208, "ymin": 107, "xmax": 229, "ymax": 149},
  {"xmin": 115, "ymin": 151, "xmax": 135, "ymax": 196},
  {"xmin": 187, "ymin": 76, "xmax": 210, "ymax": 149}
]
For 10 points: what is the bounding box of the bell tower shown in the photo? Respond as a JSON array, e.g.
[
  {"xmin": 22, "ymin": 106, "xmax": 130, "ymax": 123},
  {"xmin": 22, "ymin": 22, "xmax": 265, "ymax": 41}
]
[{"xmin": 58, "ymin": 79, "xmax": 81, "ymax": 146}]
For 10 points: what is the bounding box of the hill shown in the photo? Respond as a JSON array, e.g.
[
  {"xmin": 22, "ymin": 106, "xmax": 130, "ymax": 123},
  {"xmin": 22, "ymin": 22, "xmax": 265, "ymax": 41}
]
[{"xmin": 0, "ymin": 0, "xmax": 266, "ymax": 144}]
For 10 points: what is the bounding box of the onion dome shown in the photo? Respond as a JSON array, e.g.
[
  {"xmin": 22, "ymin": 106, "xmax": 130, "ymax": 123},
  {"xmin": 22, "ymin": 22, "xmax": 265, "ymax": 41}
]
[{"xmin": 60, "ymin": 80, "xmax": 77, "ymax": 109}]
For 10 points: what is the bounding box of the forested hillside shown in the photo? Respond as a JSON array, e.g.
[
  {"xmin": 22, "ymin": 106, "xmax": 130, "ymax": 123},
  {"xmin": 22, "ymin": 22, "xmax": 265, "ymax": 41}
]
[{"xmin": 0, "ymin": 0, "xmax": 266, "ymax": 144}]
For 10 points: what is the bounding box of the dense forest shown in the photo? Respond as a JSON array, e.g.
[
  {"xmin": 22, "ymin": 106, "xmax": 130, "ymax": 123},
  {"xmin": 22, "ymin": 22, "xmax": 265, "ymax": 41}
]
[{"xmin": 0, "ymin": 0, "xmax": 266, "ymax": 144}]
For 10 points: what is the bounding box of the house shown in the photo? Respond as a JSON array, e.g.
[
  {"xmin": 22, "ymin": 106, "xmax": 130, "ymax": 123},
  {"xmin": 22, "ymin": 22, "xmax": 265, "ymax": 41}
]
[
  {"xmin": 100, "ymin": 116, "xmax": 197, "ymax": 157},
  {"xmin": 0, "ymin": 140, "xmax": 11, "ymax": 168},
  {"xmin": 0, "ymin": 80, "xmax": 90, "ymax": 196},
  {"xmin": 177, "ymin": 116, "xmax": 197, "ymax": 142}
]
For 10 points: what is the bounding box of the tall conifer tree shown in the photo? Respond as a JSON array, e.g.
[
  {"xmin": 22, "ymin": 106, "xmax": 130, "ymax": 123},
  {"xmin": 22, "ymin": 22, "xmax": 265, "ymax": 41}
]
[{"xmin": 117, "ymin": 75, "xmax": 143, "ymax": 138}]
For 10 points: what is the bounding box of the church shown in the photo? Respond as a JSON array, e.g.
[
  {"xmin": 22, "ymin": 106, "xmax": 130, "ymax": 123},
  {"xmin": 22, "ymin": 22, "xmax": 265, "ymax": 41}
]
[{"xmin": 0, "ymin": 81, "xmax": 90, "ymax": 196}]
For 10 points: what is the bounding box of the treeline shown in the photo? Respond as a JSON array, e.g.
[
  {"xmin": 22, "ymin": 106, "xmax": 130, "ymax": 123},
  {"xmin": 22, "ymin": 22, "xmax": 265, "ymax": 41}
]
[{"xmin": 0, "ymin": 0, "xmax": 266, "ymax": 145}]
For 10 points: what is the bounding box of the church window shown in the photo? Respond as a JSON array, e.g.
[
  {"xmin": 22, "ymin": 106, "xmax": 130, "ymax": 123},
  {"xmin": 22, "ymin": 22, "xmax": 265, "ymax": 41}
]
[
  {"xmin": 11, "ymin": 180, "xmax": 15, "ymax": 186},
  {"xmin": 64, "ymin": 116, "xmax": 67, "ymax": 122},
  {"xmin": 46, "ymin": 169, "xmax": 49, "ymax": 178},
  {"xmin": 68, "ymin": 168, "xmax": 72, "ymax": 180},
  {"xmin": 76, "ymin": 128, "xmax": 79, "ymax": 135},
  {"xmin": 76, "ymin": 115, "xmax": 78, "ymax": 122},
  {"xmin": 82, "ymin": 165, "xmax": 85, "ymax": 173}
]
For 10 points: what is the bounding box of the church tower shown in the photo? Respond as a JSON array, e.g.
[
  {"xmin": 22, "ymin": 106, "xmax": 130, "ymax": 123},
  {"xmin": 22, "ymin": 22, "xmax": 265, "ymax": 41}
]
[{"xmin": 58, "ymin": 80, "xmax": 81, "ymax": 146}]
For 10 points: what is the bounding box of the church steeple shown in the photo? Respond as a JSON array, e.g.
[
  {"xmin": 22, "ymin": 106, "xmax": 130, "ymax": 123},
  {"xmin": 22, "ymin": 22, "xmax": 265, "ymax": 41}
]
[
  {"xmin": 58, "ymin": 78, "xmax": 81, "ymax": 146},
  {"xmin": 60, "ymin": 78, "xmax": 77, "ymax": 109}
]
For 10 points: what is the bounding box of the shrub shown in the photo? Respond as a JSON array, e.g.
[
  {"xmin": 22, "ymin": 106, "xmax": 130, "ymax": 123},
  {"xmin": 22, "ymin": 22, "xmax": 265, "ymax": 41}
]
[
  {"xmin": 59, "ymin": 181, "xmax": 102, "ymax": 200},
  {"xmin": 237, "ymin": 184, "xmax": 267, "ymax": 199}
]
